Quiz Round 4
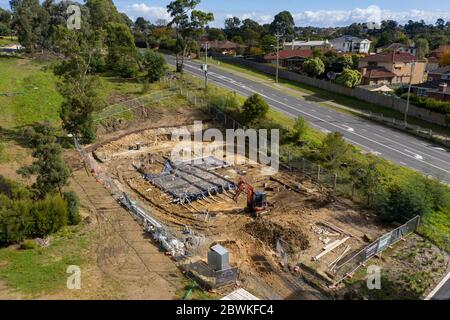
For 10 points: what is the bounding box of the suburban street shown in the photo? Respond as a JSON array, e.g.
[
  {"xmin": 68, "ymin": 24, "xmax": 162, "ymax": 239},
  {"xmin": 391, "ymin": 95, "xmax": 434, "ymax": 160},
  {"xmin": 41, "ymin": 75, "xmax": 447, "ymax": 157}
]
[{"xmin": 165, "ymin": 55, "xmax": 450, "ymax": 184}]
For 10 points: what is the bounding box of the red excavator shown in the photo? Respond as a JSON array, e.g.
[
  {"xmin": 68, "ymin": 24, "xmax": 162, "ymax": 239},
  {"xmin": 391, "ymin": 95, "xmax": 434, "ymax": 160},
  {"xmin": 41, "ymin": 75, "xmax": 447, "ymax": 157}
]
[{"xmin": 233, "ymin": 178, "xmax": 268, "ymax": 213}]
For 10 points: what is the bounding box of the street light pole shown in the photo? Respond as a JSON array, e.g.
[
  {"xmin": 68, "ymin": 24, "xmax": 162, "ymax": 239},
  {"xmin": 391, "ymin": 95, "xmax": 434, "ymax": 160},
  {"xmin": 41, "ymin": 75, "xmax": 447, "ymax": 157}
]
[
  {"xmin": 404, "ymin": 61, "xmax": 416, "ymax": 127},
  {"xmin": 204, "ymin": 42, "xmax": 208, "ymax": 90}
]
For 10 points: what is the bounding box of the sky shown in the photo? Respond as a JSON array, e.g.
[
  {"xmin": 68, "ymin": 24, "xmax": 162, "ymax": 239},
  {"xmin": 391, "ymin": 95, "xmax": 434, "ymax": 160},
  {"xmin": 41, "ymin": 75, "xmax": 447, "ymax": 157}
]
[{"xmin": 1, "ymin": 0, "xmax": 450, "ymax": 28}]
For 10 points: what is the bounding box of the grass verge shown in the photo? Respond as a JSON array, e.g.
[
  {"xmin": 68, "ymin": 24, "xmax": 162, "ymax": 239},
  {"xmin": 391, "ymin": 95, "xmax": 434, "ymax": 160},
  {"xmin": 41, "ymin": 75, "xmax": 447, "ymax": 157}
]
[{"xmin": 0, "ymin": 225, "xmax": 91, "ymax": 296}]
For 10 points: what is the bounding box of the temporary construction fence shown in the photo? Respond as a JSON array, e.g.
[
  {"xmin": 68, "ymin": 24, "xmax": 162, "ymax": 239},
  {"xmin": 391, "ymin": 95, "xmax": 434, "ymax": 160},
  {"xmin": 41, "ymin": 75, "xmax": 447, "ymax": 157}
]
[{"xmin": 332, "ymin": 215, "xmax": 421, "ymax": 285}]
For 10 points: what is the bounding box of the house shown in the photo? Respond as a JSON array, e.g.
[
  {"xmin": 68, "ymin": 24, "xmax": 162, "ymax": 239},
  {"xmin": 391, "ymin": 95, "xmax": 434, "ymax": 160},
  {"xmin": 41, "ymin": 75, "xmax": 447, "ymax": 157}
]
[
  {"xmin": 427, "ymin": 45, "xmax": 450, "ymax": 72},
  {"xmin": 0, "ymin": 44, "xmax": 24, "ymax": 54},
  {"xmin": 376, "ymin": 43, "xmax": 416, "ymax": 56},
  {"xmin": 264, "ymin": 49, "xmax": 313, "ymax": 71},
  {"xmin": 330, "ymin": 35, "xmax": 371, "ymax": 54},
  {"xmin": 358, "ymin": 51, "xmax": 426, "ymax": 85},
  {"xmin": 283, "ymin": 40, "xmax": 332, "ymax": 51},
  {"xmin": 199, "ymin": 40, "xmax": 245, "ymax": 56},
  {"xmin": 411, "ymin": 66, "xmax": 450, "ymax": 101}
]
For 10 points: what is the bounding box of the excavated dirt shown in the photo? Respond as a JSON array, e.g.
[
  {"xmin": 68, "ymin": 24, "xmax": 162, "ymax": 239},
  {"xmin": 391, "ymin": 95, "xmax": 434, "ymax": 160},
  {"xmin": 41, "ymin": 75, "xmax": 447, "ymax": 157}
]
[{"xmin": 245, "ymin": 218, "xmax": 310, "ymax": 252}]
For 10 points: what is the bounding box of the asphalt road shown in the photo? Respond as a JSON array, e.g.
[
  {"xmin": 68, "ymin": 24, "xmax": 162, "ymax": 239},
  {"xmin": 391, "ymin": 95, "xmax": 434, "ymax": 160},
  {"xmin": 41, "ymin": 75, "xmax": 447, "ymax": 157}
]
[
  {"xmin": 165, "ymin": 55, "xmax": 450, "ymax": 184},
  {"xmin": 427, "ymin": 271, "xmax": 450, "ymax": 300}
]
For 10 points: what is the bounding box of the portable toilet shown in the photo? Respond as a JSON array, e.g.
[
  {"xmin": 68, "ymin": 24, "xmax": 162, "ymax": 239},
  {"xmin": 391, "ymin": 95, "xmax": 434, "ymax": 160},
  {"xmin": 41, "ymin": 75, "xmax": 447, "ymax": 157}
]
[{"xmin": 208, "ymin": 244, "xmax": 229, "ymax": 271}]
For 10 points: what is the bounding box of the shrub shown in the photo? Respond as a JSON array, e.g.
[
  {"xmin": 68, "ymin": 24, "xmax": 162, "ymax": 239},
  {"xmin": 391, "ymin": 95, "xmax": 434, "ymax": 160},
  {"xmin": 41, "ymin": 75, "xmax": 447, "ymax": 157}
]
[
  {"xmin": 401, "ymin": 94, "xmax": 450, "ymax": 115},
  {"xmin": 320, "ymin": 132, "xmax": 349, "ymax": 169},
  {"xmin": 375, "ymin": 177, "xmax": 433, "ymax": 222},
  {"xmin": 303, "ymin": 57, "xmax": 325, "ymax": 78},
  {"xmin": 142, "ymin": 50, "xmax": 167, "ymax": 83},
  {"xmin": 291, "ymin": 117, "xmax": 309, "ymax": 142},
  {"xmin": 20, "ymin": 240, "xmax": 37, "ymax": 250},
  {"xmin": 64, "ymin": 191, "xmax": 81, "ymax": 225},
  {"xmin": 241, "ymin": 94, "xmax": 269, "ymax": 124}
]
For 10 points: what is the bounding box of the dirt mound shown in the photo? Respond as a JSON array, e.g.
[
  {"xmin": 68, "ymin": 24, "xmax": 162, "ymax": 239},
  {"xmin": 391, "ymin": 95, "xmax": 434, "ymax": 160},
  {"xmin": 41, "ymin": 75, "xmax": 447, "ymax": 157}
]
[{"xmin": 245, "ymin": 218, "xmax": 310, "ymax": 253}]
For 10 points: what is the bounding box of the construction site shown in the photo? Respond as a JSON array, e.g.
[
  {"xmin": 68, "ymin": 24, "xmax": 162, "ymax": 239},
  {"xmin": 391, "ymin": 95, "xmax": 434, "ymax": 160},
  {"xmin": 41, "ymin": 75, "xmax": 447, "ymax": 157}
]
[{"xmin": 75, "ymin": 105, "xmax": 424, "ymax": 300}]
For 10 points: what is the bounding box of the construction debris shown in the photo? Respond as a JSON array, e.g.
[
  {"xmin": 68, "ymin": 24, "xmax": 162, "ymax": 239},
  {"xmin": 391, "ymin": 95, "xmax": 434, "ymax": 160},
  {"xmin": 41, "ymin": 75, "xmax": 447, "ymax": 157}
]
[{"xmin": 313, "ymin": 237, "xmax": 350, "ymax": 261}]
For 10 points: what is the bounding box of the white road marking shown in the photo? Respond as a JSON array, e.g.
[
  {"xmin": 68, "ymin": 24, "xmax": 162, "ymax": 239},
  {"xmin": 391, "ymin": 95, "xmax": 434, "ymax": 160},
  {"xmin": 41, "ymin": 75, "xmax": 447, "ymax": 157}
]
[
  {"xmin": 425, "ymin": 271, "xmax": 450, "ymax": 300},
  {"xmin": 404, "ymin": 149, "xmax": 424, "ymax": 160},
  {"xmin": 341, "ymin": 125, "xmax": 355, "ymax": 132}
]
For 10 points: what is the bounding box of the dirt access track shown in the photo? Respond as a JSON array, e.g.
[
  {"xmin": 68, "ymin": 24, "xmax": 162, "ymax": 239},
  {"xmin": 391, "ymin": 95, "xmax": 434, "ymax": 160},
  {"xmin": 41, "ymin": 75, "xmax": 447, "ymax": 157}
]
[{"xmin": 77, "ymin": 104, "xmax": 402, "ymax": 300}]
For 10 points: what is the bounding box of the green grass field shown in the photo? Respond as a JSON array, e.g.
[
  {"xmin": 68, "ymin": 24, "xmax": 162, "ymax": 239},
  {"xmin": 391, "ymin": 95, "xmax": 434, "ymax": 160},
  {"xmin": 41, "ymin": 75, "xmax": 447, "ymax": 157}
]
[
  {"xmin": 0, "ymin": 225, "xmax": 91, "ymax": 296},
  {"xmin": 0, "ymin": 36, "xmax": 18, "ymax": 47},
  {"xmin": 0, "ymin": 57, "xmax": 63, "ymax": 129}
]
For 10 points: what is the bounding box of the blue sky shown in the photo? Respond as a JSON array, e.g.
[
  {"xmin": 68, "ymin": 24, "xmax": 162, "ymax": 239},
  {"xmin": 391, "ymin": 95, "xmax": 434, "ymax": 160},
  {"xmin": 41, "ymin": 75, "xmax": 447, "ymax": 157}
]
[{"xmin": 1, "ymin": 0, "xmax": 450, "ymax": 27}]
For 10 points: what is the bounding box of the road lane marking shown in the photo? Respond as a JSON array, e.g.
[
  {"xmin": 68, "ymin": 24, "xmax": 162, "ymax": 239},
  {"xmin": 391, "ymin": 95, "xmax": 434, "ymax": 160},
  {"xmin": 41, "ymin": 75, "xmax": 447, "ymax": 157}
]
[{"xmin": 404, "ymin": 149, "xmax": 424, "ymax": 160}]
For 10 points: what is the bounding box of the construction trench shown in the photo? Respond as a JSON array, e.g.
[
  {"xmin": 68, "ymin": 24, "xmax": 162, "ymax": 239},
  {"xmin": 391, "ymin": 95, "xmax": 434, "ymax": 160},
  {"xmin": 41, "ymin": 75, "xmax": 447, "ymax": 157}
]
[{"xmin": 88, "ymin": 123, "xmax": 394, "ymax": 299}]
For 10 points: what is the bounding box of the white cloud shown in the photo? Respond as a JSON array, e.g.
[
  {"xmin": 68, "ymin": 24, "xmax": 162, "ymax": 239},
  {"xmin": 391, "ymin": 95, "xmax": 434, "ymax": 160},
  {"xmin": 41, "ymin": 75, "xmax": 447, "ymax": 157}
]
[
  {"xmin": 293, "ymin": 6, "xmax": 450, "ymax": 27},
  {"xmin": 125, "ymin": 3, "xmax": 170, "ymax": 23},
  {"xmin": 123, "ymin": 4, "xmax": 450, "ymax": 28}
]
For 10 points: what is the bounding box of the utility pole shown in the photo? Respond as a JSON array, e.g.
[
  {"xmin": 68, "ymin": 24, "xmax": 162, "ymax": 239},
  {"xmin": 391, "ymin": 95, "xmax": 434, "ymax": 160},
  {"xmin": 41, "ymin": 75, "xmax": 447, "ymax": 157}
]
[
  {"xmin": 204, "ymin": 42, "xmax": 208, "ymax": 90},
  {"xmin": 275, "ymin": 32, "xmax": 283, "ymax": 84},
  {"xmin": 404, "ymin": 61, "xmax": 416, "ymax": 127}
]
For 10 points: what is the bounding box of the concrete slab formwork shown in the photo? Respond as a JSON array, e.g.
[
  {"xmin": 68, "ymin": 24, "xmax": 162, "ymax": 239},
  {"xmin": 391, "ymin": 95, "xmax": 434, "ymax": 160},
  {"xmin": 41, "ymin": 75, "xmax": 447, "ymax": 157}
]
[{"xmin": 142, "ymin": 156, "xmax": 236, "ymax": 204}]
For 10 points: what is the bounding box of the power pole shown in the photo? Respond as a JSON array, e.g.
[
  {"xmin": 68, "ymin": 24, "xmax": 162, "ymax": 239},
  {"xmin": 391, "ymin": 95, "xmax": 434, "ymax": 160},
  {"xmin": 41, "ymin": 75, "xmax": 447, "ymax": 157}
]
[
  {"xmin": 204, "ymin": 42, "xmax": 208, "ymax": 90},
  {"xmin": 275, "ymin": 33, "xmax": 283, "ymax": 84},
  {"xmin": 404, "ymin": 61, "xmax": 416, "ymax": 127}
]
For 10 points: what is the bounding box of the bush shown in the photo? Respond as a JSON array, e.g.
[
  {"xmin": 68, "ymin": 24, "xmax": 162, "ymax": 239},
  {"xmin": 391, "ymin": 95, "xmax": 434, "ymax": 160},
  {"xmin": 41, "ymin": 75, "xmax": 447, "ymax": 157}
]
[
  {"xmin": 303, "ymin": 57, "xmax": 325, "ymax": 78},
  {"xmin": 64, "ymin": 191, "xmax": 81, "ymax": 225},
  {"xmin": 320, "ymin": 132, "xmax": 349, "ymax": 169},
  {"xmin": 20, "ymin": 240, "xmax": 37, "ymax": 250},
  {"xmin": 374, "ymin": 176, "xmax": 442, "ymax": 222},
  {"xmin": 241, "ymin": 94, "xmax": 269, "ymax": 124},
  {"xmin": 291, "ymin": 117, "xmax": 309, "ymax": 142},
  {"xmin": 0, "ymin": 176, "xmax": 70, "ymax": 246},
  {"xmin": 401, "ymin": 94, "xmax": 450, "ymax": 115},
  {"xmin": 142, "ymin": 50, "xmax": 167, "ymax": 83},
  {"xmin": 336, "ymin": 69, "xmax": 362, "ymax": 88}
]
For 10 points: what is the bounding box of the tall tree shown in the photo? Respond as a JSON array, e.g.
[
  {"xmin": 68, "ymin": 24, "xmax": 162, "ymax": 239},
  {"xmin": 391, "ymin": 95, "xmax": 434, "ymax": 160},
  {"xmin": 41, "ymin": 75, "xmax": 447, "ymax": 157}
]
[
  {"xmin": 415, "ymin": 38, "xmax": 429, "ymax": 60},
  {"xmin": 0, "ymin": 8, "xmax": 12, "ymax": 36},
  {"xmin": 18, "ymin": 123, "xmax": 70, "ymax": 196},
  {"xmin": 269, "ymin": 11, "xmax": 295, "ymax": 40},
  {"xmin": 167, "ymin": 0, "xmax": 214, "ymax": 72},
  {"xmin": 105, "ymin": 22, "xmax": 139, "ymax": 77},
  {"xmin": 10, "ymin": 0, "xmax": 48, "ymax": 51},
  {"xmin": 224, "ymin": 16, "xmax": 240, "ymax": 39},
  {"xmin": 53, "ymin": 25, "xmax": 106, "ymax": 143}
]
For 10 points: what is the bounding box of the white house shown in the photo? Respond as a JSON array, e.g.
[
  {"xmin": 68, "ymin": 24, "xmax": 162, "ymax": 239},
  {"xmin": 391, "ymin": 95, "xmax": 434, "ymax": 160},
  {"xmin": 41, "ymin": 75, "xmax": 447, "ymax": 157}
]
[
  {"xmin": 283, "ymin": 40, "xmax": 332, "ymax": 51},
  {"xmin": 330, "ymin": 35, "xmax": 371, "ymax": 54}
]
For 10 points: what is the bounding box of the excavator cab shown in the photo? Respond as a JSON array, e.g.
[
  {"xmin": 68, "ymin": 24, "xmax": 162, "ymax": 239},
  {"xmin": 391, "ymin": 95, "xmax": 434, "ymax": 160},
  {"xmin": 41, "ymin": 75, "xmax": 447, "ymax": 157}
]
[
  {"xmin": 252, "ymin": 191, "xmax": 267, "ymax": 212},
  {"xmin": 233, "ymin": 178, "xmax": 268, "ymax": 214}
]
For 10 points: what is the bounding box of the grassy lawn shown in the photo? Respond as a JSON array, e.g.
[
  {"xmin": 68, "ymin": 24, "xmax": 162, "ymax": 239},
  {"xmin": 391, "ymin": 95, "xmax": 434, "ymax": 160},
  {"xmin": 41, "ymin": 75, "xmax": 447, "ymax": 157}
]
[
  {"xmin": 0, "ymin": 57, "xmax": 63, "ymax": 129},
  {"xmin": 0, "ymin": 36, "xmax": 18, "ymax": 47},
  {"xmin": 206, "ymin": 57, "xmax": 450, "ymax": 137},
  {"xmin": 0, "ymin": 225, "xmax": 91, "ymax": 296}
]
